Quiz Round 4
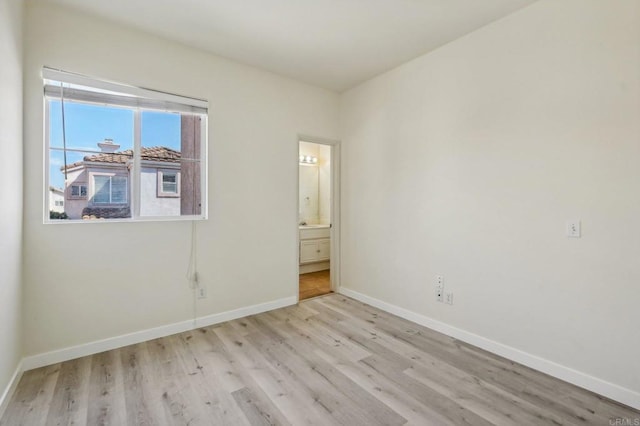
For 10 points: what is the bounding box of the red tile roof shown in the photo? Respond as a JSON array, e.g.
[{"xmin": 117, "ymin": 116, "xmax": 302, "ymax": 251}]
[
  {"xmin": 81, "ymin": 206, "xmax": 131, "ymax": 219},
  {"xmin": 64, "ymin": 146, "xmax": 180, "ymax": 170}
]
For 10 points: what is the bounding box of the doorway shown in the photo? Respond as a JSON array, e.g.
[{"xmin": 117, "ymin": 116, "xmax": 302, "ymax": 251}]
[{"xmin": 297, "ymin": 137, "xmax": 339, "ymax": 301}]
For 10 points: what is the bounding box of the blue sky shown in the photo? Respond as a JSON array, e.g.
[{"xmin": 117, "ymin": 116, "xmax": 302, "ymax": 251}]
[{"xmin": 49, "ymin": 101, "xmax": 180, "ymax": 188}]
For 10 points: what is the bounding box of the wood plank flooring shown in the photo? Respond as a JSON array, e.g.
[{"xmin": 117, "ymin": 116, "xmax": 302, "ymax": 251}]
[
  {"xmin": 299, "ymin": 270, "xmax": 331, "ymax": 300},
  {"xmin": 2, "ymin": 294, "xmax": 638, "ymax": 425}
]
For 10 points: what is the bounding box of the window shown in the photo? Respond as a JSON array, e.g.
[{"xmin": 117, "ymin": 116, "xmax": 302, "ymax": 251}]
[
  {"xmin": 162, "ymin": 173, "xmax": 177, "ymax": 194},
  {"xmin": 69, "ymin": 184, "xmax": 87, "ymax": 198},
  {"xmin": 157, "ymin": 169, "xmax": 180, "ymax": 197},
  {"xmin": 55, "ymin": 200, "xmax": 64, "ymax": 207},
  {"xmin": 93, "ymin": 175, "xmax": 128, "ymax": 204},
  {"xmin": 44, "ymin": 68, "xmax": 208, "ymax": 222}
]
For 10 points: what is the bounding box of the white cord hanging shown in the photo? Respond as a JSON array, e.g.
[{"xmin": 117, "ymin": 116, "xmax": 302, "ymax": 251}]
[{"xmin": 186, "ymin": 221, "xmax": 199, "ymax": 328}]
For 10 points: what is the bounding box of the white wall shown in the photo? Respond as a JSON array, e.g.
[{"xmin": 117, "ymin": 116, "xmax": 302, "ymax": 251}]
[
  {"xmin": 0, "ymin": 0, "xmax": 23, "ymax": 406},
  {"xmin": 140, "ymin": 167, "xmax": 180, "ymax": 217},
  {"xmin": 23, "ymin": 2, "xmax": 339, "ymax": 356},
  {"xmin": 340, "ymin": 0, "xmax": 640, "ymax": 400}
]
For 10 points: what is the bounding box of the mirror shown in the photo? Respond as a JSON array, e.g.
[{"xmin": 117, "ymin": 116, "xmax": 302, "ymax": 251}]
[{"xmin": 299, "ymin": 141, "xmax": 331, "ymax": 225}]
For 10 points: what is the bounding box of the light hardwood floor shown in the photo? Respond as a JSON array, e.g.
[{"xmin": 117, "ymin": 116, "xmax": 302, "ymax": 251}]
[
  {"xmin": 299, "ymin": 270, "xmax": 331, "ymax": 300},
  {"xmin": 2, "ymin": 294, "xmax": 638, "ymax": 425}
]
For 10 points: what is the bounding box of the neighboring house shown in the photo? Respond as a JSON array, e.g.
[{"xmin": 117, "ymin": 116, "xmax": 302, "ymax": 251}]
[
  {"xmin": 48, "ymin": 186, "xmax": 65, "ymax": 213},
  {"xmin": 62, "ymin": 139, "xmax": 182, "ymax": 219}
]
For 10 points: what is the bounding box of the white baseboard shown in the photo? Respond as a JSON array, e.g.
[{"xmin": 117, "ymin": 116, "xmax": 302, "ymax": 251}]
[
  {"xmin": 22, "ymin": 296, "xmax": 297, "ymax": 372},
  {"xmin": 0, "ymin": 360, "xmax": 23, "ymax": 420},
  {"xmin": 194, "ymin": 296, "xmax": 297, "ymax": 329},
  {"xmin": 300, "ymin": 262, "xmax": 330, "ymax": 274},
  {"xmin": 338, "ymin": 287, "xmax": 640, "ymax": 411}
]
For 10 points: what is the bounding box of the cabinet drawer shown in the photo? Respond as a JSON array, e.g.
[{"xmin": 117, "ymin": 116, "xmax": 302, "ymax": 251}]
[{"xmin": 300, "ymin": 227, "xmax": 330, "ymax": 240}]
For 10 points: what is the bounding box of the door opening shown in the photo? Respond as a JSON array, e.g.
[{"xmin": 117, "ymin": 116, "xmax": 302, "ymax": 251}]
[{"xmin": 297, "ymin": 137, "xmax": 339, "ymax": 301}]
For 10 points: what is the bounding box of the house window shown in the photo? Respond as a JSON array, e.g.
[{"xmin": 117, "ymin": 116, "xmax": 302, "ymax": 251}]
[
  {"xmin": 55, "ymin": 200, "xmax": 64, "ymax": 207},
  {"xmin": 44, "ymin": 68, "xmax": 208, "ymax": 222},
  {"xmin": 157, "ymin": 170, "xmax": 180, "ymax": 197},
  {"xmin": 69, "ymin": 184, "xmax": 87, "ymax": 198},
  {"xmin": 93, "ymin": 175, "xmax": 128, "ymax": 204}
]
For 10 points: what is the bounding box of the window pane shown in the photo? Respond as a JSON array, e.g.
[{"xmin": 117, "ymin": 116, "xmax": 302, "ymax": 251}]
[
  {"xmin": 93, "ymin": 176, "xmax": 110, "ymax": 204},
  {"xmin": 163, "ymin": 182, "xmax": 177, "ymax": 193},
  {"xmin": 162, "ymin": 172, "xmax": 178, "ymax": 193},
  {"xmin": 48, "ymin": 97, "xmax": 135, "ymax": 220},
  {"xmin": 141, "ymin": 111, "xmax": 180, "ymax": 151},
  {"xmin": 112, "ymin": 176, "xmax": 127, "ymax": 203},
  {"xmin": 178, "ymin": 159, "xmax": 202, "ymax": 216},
  {"xmin": 49, "ymin": 149, "xmax": 86, "ymax": 194},
  {"xmin": 139, "ymin": 112, "xmax": 203, "ymax": 217},
  {"xmin": 49, "ymin": 100, "xmax": 133, "ymax": 151},
  {"xmin": 140, "ymin": 111, "xmax": 181, "ymax": 216},
  {"xmin": 178, "ymin": 115, "xmax": 203, "ymax": 216}
]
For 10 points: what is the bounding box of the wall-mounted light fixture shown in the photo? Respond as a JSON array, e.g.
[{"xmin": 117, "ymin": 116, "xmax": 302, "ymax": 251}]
[{"xmin": 299, "ymin": 155, "xmax": 318, "ymax": 165}]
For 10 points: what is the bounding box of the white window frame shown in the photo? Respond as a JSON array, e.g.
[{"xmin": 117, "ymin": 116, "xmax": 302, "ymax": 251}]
[
  {"xmin": 43, "ymin": 68, "xmax": 208, "ymax": 224},
  {"xmin": 157, "ymin": 169, "xmax": 180, "ymax": 198}
]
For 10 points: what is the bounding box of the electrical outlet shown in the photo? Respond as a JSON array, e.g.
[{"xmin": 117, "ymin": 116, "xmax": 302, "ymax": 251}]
[
  {"xmin": 445, "ymin": 292, "xmax": 454, "ymax": 305},
  {"xmin": 566, "ymin": 220, "xmax": 581, "ymax": 238},
  {"xmin": 435, "ymin": 275, "xmax": 444, "ymax": 302},
  {"xmin": 197, "ymin": 286, "xmax": 207, "ymax": 299}
]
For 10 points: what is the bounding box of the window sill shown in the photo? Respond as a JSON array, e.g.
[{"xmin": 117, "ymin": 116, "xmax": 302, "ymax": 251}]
[{"xmin": 44, "ymin": 214, "xmax": 207, "ymax": 225}]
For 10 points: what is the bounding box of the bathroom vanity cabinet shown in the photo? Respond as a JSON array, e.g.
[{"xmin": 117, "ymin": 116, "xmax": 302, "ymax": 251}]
[
  {"xmin": 299, "ymin": 226, "xmax": 330, "ymax": 264},
  {"xmin": 300, "ymin": 239, "xmax": 330, "ymax": 263}
]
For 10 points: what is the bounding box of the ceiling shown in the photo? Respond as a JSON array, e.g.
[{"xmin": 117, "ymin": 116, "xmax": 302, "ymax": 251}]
[{"xmin": 41, "ymin": 0, "xmax": 538, "ymax": 92}]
